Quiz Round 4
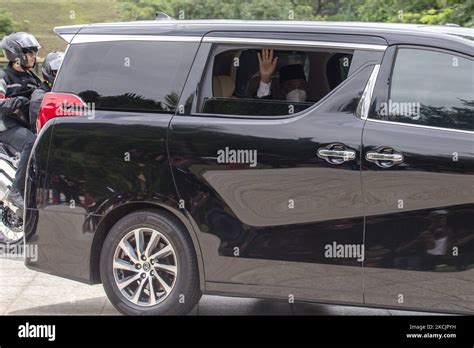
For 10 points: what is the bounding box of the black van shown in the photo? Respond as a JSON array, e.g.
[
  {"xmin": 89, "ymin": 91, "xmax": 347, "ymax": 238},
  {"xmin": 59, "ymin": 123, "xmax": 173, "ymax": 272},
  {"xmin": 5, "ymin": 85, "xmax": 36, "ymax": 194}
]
[{"xmin": 25, "ymin": 20, "xmax": 473, "ymax": 315}]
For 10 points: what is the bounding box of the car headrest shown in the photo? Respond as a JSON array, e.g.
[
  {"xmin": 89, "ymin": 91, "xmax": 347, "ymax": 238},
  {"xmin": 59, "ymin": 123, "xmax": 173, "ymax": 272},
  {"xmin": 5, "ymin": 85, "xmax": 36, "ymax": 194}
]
[{"xmin": 213, "ymin": 75, "xmax": 235, "ymax": 98}]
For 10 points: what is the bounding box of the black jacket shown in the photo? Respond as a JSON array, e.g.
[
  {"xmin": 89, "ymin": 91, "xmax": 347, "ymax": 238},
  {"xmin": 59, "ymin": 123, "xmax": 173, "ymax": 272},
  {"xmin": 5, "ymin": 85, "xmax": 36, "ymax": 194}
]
[
  {"xmin": 0, "ymin": 63, "xmax": 41, "ymax": 131},
  {"xmin": 29, "ymin": 81, "xmax": 51, "ymax": 132}
]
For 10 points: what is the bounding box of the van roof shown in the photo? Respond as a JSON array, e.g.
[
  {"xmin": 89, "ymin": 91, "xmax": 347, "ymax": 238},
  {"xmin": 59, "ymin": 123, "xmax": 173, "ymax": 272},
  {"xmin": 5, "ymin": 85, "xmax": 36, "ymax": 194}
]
[{"xmin": 54, "ymin": 20, "xmax": 474, "ymax": 53}]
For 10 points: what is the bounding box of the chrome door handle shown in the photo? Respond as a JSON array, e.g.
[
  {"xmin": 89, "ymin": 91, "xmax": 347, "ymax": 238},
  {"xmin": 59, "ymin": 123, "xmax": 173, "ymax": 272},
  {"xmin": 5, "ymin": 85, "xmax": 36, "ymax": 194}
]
[
  {"xmin": 317, "ymin": 149, "xmax": 356, "ymax": 161},
  {"xmin": 366, "ymin": 152, "xmax": 403, "ymax": 163}
]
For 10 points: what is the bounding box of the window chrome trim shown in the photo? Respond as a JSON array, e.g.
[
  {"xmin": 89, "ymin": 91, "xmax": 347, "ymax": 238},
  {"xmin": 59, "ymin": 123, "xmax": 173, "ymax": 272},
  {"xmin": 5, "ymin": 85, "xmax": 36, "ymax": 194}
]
[
  {"xmin": 357, "ymin": 64, "xmax": 380, "ymax": 120},
  {"xmin": 69, "ymin": 34, "xmax": 387, "ymax": 52},
  {"xmin": 70, "ymin": 34, "xmax": 202, "ymax": 44},
  {"xmin": 202, "ymin": 36, "xmax": 387, "ymax": 51},
  {"xmin": 366, "ymin": 118, "xmax": 474, "ymax": 135}
]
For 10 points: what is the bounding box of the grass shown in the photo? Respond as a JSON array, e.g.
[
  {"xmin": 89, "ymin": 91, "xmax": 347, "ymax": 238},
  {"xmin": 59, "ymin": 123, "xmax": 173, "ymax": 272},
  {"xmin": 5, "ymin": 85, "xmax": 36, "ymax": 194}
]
[{"xmin": 0, "ymin": 0, "xmax": 122, "ymax": 55}]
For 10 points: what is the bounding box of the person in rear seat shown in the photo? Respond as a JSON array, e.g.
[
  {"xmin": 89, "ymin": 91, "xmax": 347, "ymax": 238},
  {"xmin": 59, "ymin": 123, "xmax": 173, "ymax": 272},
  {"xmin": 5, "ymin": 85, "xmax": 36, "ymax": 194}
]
[
  {"xmin": 257, "ymin": 48, "xmax": 308, "ymax": 102},
  {"xmin": 0, "ymin": 32, "xmax": 41, "ymax": 209},
  {"xmin": 29, "ymin": 51, "xmax": 64, "ymax": 132}
]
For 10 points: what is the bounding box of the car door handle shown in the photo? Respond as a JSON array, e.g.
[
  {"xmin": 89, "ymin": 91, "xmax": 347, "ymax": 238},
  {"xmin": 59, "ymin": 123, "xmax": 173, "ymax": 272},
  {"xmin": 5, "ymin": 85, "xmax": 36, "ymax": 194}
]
[
  {"xmin": 317, "ymin": 149, "xmax": 356, "ymax": 161},
  {"xmin": 365, "ymin": 152, "xmax": 403, "ymax": 163}
]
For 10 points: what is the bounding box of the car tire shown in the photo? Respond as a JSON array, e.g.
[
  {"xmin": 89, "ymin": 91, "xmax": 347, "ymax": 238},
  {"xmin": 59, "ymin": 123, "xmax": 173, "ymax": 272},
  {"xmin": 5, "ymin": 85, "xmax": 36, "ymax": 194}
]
[{"xmin": 100, "ymin": 209, "xmax": 201, "ymax": 315}]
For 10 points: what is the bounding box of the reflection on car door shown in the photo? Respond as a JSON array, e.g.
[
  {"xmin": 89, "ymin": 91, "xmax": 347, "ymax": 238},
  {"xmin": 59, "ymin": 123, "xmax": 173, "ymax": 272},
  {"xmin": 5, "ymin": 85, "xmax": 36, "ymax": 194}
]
[
  {"xmin": 361, "ymin": 46, "xmax": 474, "ymax": 313},
  {"xmin": 169, "ymin": 32, "xmax": 386, "ymax": 304}
]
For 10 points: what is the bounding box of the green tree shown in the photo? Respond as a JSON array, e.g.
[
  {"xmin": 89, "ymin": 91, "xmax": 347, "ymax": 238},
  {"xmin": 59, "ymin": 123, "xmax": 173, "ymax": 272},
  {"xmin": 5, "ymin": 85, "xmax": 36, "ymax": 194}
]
[
  {"xmin": 116, "ymin": 0, "xmax": 473, "ymax": 26},
  {"xmin": 0, "ymin": 8, "xmax": 16, "ymax": 58},
  {"xmin": 116, "ymin": 0, "xmax": 318, "ymax": 21},
  {"xmin": 0, "ymin": 8, "xmax": 15, "ymax": 38},
  {"xmin": 353, "ymin": 0, "xmax": 473, "ymax": 26}
]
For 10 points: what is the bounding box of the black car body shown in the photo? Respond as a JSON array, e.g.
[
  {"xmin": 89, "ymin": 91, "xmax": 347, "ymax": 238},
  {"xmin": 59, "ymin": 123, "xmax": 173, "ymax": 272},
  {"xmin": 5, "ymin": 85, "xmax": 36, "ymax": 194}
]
[{"xmin": 25, "ymin": 20, "xmax": 474, "ymax": 315}]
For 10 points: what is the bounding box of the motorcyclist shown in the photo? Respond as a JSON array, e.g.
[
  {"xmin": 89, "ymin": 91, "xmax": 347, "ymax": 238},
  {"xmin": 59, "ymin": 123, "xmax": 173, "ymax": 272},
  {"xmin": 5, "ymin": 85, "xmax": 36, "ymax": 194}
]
[
  {"xmin": 29, "ymin": 51, "xmax": 64, "ymax": 132},
  {"xmin": 0, "ymin": 32, "xmax": 41, "ymax": 209}
]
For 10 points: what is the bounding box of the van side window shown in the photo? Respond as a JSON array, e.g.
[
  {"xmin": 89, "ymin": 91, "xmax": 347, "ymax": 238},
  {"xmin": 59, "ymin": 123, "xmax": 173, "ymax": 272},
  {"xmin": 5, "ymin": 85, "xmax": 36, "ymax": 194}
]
[
  {"xmin": 199, "ymin": 47, "xmax": 353, "ymax": 117},
  {"xmin": 54, "ymin": 41, "xmax": 198, "ymax": 113},
  {"xmin": 386, "ymin": 48, "xmax": 473, "ymax": 131}
]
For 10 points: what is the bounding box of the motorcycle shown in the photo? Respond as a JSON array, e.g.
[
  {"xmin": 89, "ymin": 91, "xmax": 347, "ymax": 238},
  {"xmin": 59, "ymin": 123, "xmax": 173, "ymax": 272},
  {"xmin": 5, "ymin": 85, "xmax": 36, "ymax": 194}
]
[
  {"xmin": 0, "ymin": 142, "xmax": 24, "ymax": 247},
  {"xmin": 0, "ymin": 100, "xmax": 32, "ymax": 247}
]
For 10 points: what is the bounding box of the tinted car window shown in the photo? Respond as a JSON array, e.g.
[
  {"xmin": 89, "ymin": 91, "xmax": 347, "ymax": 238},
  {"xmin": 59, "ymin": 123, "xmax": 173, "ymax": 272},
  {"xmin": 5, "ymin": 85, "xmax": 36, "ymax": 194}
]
[
  {"xmin": 387, "ymin": 48, "xmax": 473, "ymax": 131},
  {"xmin": 54, "ymin": 41, "xmax": 198, "ymax": 113},
  {"xmin": 199, "ymin": 47, "xmax": 353, "ymax": 117}
]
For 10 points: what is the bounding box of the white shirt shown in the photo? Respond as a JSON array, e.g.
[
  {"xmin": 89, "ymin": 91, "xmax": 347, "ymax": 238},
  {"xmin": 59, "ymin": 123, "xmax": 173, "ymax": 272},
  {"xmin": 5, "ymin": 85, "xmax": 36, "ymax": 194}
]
[{"xmin": 257, "ymin": 80, "xmax": 271, "ymax": 98}]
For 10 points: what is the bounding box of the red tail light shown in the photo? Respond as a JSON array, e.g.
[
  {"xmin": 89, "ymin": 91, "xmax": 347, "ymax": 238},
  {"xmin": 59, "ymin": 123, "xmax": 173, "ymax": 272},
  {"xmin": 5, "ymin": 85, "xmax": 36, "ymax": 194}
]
[{"xmin": 37, "ymin": 92, "xmax": 89, "ymax": 132}]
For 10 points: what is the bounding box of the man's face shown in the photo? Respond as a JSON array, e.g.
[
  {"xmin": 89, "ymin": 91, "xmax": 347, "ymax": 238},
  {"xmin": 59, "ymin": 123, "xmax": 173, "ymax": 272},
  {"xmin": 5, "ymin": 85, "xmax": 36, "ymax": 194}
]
[
  {"xmin": 22, "ymin": 49, "xmax": 37, "ymax": 69},
  {"xmin": 281, "ymin": 78, "xmax": 307, "ymax": 101}
]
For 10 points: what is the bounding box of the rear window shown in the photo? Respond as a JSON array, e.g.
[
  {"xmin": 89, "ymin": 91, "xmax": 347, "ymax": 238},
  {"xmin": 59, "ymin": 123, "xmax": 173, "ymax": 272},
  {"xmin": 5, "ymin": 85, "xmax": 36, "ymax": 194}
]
[{"xmin": 54, "ymin": 41, "xmax": 198, "ymax": 113}]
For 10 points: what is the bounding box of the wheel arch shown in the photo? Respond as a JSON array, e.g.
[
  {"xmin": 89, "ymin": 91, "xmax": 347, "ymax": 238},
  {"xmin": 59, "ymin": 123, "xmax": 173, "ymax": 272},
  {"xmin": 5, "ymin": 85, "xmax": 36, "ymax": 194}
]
[{"xmin": 90, "ymin": 202, "xmax": 205, "ymax": 291}]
